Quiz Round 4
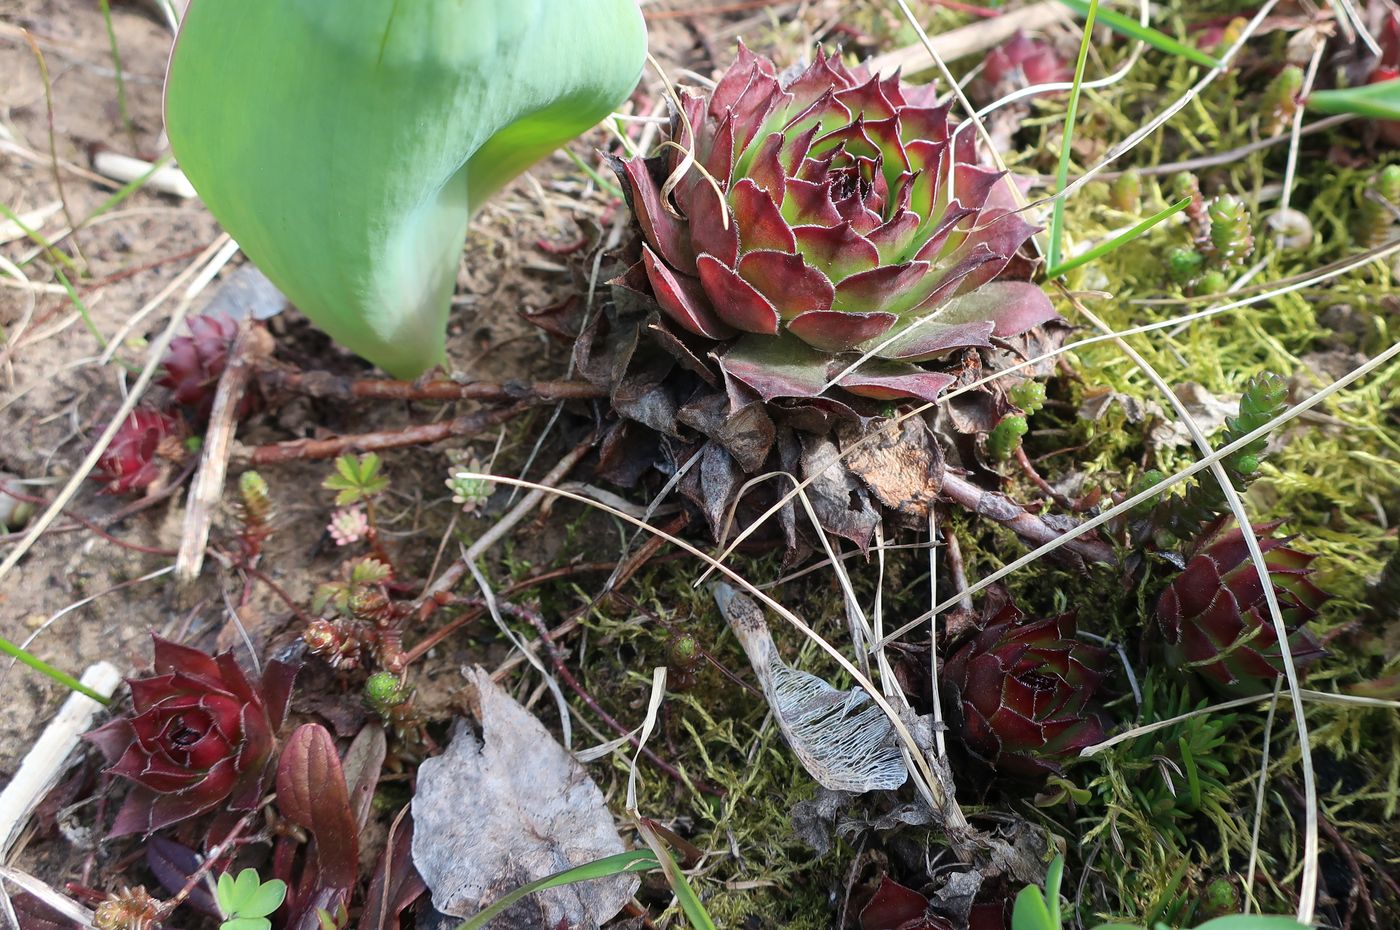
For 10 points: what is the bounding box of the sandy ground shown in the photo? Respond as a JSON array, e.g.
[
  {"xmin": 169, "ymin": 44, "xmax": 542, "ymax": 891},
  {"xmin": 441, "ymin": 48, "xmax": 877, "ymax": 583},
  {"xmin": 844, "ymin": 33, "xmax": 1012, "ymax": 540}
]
[{"xmin": 0, "ymin": 0, "xmax": 619, "ymax": 775}]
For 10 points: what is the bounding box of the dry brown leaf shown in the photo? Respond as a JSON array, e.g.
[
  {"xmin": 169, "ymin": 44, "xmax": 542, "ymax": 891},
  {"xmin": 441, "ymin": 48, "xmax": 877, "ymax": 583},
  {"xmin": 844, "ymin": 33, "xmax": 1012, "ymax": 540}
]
[{"xmin": 410, "ymin": 667, "xmax": 636, "ymax": 929}]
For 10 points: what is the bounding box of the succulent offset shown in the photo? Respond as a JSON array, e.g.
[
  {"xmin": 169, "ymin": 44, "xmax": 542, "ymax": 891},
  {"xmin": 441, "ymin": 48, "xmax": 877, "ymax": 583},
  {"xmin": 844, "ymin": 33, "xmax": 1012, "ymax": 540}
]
[
  {"xmin": 974, "ymin": 31, "xmax": 1071, "ymax": 102},
  {"xmin": 613, "ymin": 44, "xmax": 1057, "ymax": 406},
  {"xmin": 93, "ymin": 409, "xmax": 183, "ymax": 496},
  {"xmin": 943, "ymin": 602, "xmax": 1107, "ymax": 776},
  {"xmin": 85, "ymin": 636, "xmax": 297, "ymax": 835},
  {"xmin": 159, "ymin": 312, "xmax": 252, "ymax": 423},
  {"xmin": 1157, "ymin": 522, "xmax": 1328, "ymax": 694}
]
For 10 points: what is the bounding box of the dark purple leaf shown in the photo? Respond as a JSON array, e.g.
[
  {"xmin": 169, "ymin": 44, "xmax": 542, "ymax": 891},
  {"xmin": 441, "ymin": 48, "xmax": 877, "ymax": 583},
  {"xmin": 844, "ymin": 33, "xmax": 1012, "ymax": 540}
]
[
  {"xmin": 147, "ymin": 837, "xmax": 220, "ymax": 918},
  {"xmin": 276, "ymin": 723, "xmax": 359, "ymax": 928},
  {"xmin": 360, "ymin": 814, "xmax": 427, "ymax": 930}
]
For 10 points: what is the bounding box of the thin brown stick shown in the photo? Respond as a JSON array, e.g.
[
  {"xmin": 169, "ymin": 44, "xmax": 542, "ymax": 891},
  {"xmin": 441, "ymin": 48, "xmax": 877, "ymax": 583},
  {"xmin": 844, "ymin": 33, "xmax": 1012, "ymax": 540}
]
[
  {"xmin": 260, "ymin": 369, "xmax": 605, "ymax": 404},
  {"xmin": 939, "ymin": 471, "xmax": 1115, "ymax": 566},
  {"xmin": 941, "ymin": 512, "xmax": 975, "ymax": 614},
  {"xmin": 177, "ymin": 322, "xmax": 270, "ymax": 585},
  {"xmin": 239, "ymin": 405, "xmax": 526, "ymax": 464},
  {"xmin": 1014, "ymin": 445, "xmax": 1074, "ymax": 510}
]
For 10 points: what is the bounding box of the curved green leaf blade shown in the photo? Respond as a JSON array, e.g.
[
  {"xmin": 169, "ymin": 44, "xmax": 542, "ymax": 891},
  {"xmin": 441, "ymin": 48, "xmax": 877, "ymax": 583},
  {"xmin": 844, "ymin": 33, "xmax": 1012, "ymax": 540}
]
[
  {"xmin": 1057, "ymin": 0, "xmax": 1222, "ymax": 69},
  {"xmin": 166, "ymin": 0, "xmax": 647, "ymax": 378},
  {"xmin": 1308, "ymin": 79, "xmax": 1400, "ymax": 121}
]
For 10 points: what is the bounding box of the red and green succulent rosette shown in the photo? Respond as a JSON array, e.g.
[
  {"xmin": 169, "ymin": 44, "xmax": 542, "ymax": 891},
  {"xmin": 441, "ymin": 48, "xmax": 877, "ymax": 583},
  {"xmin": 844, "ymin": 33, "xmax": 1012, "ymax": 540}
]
[
  {"xmin": 85, "ymin": 636, "xmax": 297, "ymax": 836},
  {"xmin": 1157, "ymin": 521, "xmax": 1328, "ymax": 695},
  {"xmin": 943, "ymin": 602, "xmax": 1108, "ymax": 777},
  {"xmin": 611, "ymin": 43, "xmax": 1058, "ymax": 408}
]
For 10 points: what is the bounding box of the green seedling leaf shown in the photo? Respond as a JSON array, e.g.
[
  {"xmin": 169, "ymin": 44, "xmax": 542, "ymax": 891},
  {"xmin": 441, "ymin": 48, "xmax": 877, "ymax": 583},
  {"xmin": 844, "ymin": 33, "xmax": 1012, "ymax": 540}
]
[
  {"xmin": 0, "ymin": 634, "xmax": 110, "ymax": 704},
  {"xmin": 455, "ymin": 850, "xmax": 659, "ymax": 930},
  {"xmin": 1307, "ymin": 79, "xmax": 1400, "ymax": 121},
  {"xmin": 216, "ymin": 869, "xmax": 286, "ymax": 930},
  {"xmin": 1057, "ymin": 0, "xmax": 1222, "ymax": 69},
  {"xmin": 1048, "ymin": 0, "xmax": 1100, "ymax": 273},
  {"xmin": 241, "ymin": 879, "xmax": 288, "ymax": 919},
  {"xmin": 323, "ymin": 453, "xmax": 388, "ymax": 506},
  {"xmin": 166, "ymin": 1, "xmax": 647, "ymax": 378},
  {"xmin": 220, "ymin": 918, "xmax": 270, "ymax": 930},
  {"xmin": 1013, "ymin": 883, "xmax": 1057, "ymax": 930}
]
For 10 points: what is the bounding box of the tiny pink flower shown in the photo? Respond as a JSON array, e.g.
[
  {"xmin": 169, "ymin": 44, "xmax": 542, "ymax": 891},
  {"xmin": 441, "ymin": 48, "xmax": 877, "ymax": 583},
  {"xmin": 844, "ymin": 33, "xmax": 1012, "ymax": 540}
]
[{"xmin": 327, "ymin": 507, "xmax": 368, "ymax": 546}]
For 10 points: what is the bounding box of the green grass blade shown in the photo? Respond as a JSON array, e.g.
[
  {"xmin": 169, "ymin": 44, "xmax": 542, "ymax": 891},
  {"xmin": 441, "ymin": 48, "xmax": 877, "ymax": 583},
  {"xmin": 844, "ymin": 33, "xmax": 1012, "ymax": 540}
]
[
  {"xmin": 1307, "ymin": 78, "xmax": 1400, "ymax": 120},
  {"xmin": 1045, "ymin": 196, "xmax": 1191, "ymax": 278},
  {"xmin": 454, "ymin": 850, "xmax": 658, "ymax": 930},
  {"xmin": 649, "ymin": 839, "xmax": 717, "ymax": 930},
  {"xmin": 1047, "ymin": 0, "xmax": 1101, "ymax": 273},
  {"xmin": 0, "ymin": 634, "xmax": 111, "ymax": 704},
  {"xmin": 1057, "ymin": 0, "xmax": 1222, "ymax": 69},
  {"xmin": 81, "ymin": 154, "xmax": 174, "ymax": 228},
  {"xmin": 97, "ymin": 0, "xmax": 136, "ymax": 145},
  {"xmin": 0, "ymin": 201, "xmax": 79, "ymax": 274}
]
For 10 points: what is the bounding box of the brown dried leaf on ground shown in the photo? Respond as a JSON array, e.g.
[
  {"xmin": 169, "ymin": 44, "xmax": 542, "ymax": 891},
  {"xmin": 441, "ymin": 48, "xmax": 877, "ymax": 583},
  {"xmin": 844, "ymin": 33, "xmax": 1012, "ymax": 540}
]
[{"xmin": 411, "ymin": 667, "xmax": 636, "ymax": 929}]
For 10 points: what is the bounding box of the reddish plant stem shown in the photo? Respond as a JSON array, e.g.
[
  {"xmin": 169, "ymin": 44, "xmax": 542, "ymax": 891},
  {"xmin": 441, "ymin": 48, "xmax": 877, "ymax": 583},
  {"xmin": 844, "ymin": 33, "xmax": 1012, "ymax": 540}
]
[
  {"xmin": 603, "ymin": 512, "xmax": 690, "ymax": 594},
  {"xmin": 80, "ymin": 245, "xmax": 208, "ymax": 293},
  {"xmin": 501, "ymin": 599, "xmax": 724, "ymax": 798},
  {"xmin": 1014, "ymin": 445, "xmax": 1075, "ymax": 510},
  {"xmin": 260, "ymin": 368, "xmax": 605, "ymax": 404},
  {"xmin": 940, "ymin": 471, "xmax": 1115, "ymax": 566},
  {"xmin": 153, "ymin": 808, "xmax": 260, "ymax": 920},
  {"xmin": 405, "ymin": 561, "xmax": 620, "ymax": 662},
  {"xmin": 940, "ymin": 510, "xmax": 975, "ymax": 614},
  {"xmin": 241, "ymin": 405, "xmax": 525, "ymax": 464}
]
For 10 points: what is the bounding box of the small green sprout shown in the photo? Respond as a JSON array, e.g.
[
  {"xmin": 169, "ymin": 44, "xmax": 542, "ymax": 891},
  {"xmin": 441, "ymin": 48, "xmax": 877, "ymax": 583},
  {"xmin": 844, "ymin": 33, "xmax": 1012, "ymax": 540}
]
[
  {"xmin": 445, "ymin": 467, "xmax": 493, "ymax": 514},
  {"xmin": 323, "ymin": 453, "xmax": 389, "ymax": 506},
  {"xmin": 987, "ymin": 415, "xmax": 1029, "ymax": 462},
  {"xmin": 1168, "ymin": 248, "xmax": 1205, "ymax": 284},
  {"xmin": 1206, "ymin": 195, "xmax": 1254, "ymax": 264},
  {"xmin": 1008, "ymin": 380, "xmax": 1047, "ymax": 415},
  {"xmin": 215, "ymin": 869, "xmax": 286, "ymax": 930}
]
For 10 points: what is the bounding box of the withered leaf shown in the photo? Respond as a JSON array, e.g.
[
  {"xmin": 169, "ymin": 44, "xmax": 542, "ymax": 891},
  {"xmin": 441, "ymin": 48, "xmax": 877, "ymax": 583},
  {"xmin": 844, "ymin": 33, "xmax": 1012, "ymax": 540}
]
[
  {"xmin": 411, "ymin": 668, "xmax": 636, "ymax": 929},
  {"xmin": 845, "ymin": 418, "xmax": 944, "ymax": 520}
]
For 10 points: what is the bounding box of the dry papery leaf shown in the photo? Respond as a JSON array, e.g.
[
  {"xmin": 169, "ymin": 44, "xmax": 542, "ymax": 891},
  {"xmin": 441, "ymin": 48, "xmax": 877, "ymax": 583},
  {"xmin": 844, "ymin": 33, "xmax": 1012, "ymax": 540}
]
[
  {"xmin": 411, "ymin": 667, "xmax": 637, "ymax": 930},
  {"xmin": 713, "ymin": 583, "xmax": 908, "ymax": 794}
]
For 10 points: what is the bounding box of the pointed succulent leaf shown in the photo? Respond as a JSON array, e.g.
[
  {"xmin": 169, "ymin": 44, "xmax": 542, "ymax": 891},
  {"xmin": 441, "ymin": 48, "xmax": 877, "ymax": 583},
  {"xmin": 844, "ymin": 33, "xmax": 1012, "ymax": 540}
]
[{"xmin": 166, "ymin": 0, "xmax": 647, "ymax": 378}]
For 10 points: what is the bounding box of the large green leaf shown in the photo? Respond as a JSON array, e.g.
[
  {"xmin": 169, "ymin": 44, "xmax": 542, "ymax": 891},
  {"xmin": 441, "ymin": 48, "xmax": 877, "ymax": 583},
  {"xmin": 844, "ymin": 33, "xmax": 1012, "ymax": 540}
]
[{"xmin": 166, "ymin": 0, "xmax": 646, "ymax": 377}]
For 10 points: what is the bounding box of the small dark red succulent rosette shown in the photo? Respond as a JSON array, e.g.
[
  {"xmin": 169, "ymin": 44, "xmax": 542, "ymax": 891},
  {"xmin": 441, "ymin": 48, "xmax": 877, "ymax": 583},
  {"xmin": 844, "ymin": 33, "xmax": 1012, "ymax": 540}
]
[
  {"xmin": 1157, "ymin": 520, "xmax": 1328, "ymax": 696},
  {"xmin": 942, "ymin": 602, "xmax": 1108, "ymax": 778},
  {"xmin": 158, "ymin": 312, "xmax": 259, "ymax": 425},
  {"xmin": 973, "ymin": 30, "xmax": 1071, "ymax": 103},
  {"xmin": 93, "ymin": 409, "xmax": 185, "ymax": 496},
  {"xmin": 85, "ymin": 636, "xmax": 297, "ymax": 836}
]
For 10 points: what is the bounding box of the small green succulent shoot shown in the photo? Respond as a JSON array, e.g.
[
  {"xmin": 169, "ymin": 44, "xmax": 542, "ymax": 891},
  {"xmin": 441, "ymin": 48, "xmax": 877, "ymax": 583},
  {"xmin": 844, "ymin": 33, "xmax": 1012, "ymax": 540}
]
[
  {"xmin": 215, "ymin": 868, "xmax": 286, "ymax": 930},
  {"xmin": 165, "ymin": 1, "xmax": 648, "ymax": 378},
  {"xmin": 324, "ymin": 453, "xmax": 389, "ymax": 506},
  {"xmin": 445, "ymin": 465, "xmax": 493, "ymax": 514}
]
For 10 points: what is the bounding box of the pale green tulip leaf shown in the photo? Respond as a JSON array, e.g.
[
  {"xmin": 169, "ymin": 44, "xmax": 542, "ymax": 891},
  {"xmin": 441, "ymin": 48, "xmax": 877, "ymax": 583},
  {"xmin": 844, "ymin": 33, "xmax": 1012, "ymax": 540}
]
[{"xmin": 166, "ymin": 0, "xmax": 647, "ymax": 377}]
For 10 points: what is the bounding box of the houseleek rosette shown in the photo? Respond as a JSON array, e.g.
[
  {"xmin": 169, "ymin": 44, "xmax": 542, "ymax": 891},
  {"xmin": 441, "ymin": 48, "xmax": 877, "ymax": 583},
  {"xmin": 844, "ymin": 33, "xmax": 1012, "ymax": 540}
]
[
  {"xmin": 612, "ymin": 45, "xmax": 1057, "ymax": 405},
  {"xmin": 166, "ymin": 0, "xmax": 647, "ymax": 377},
  {"xmin": 1157, "ymin": 522, "xmax": 1328, "ymax": 695}
]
